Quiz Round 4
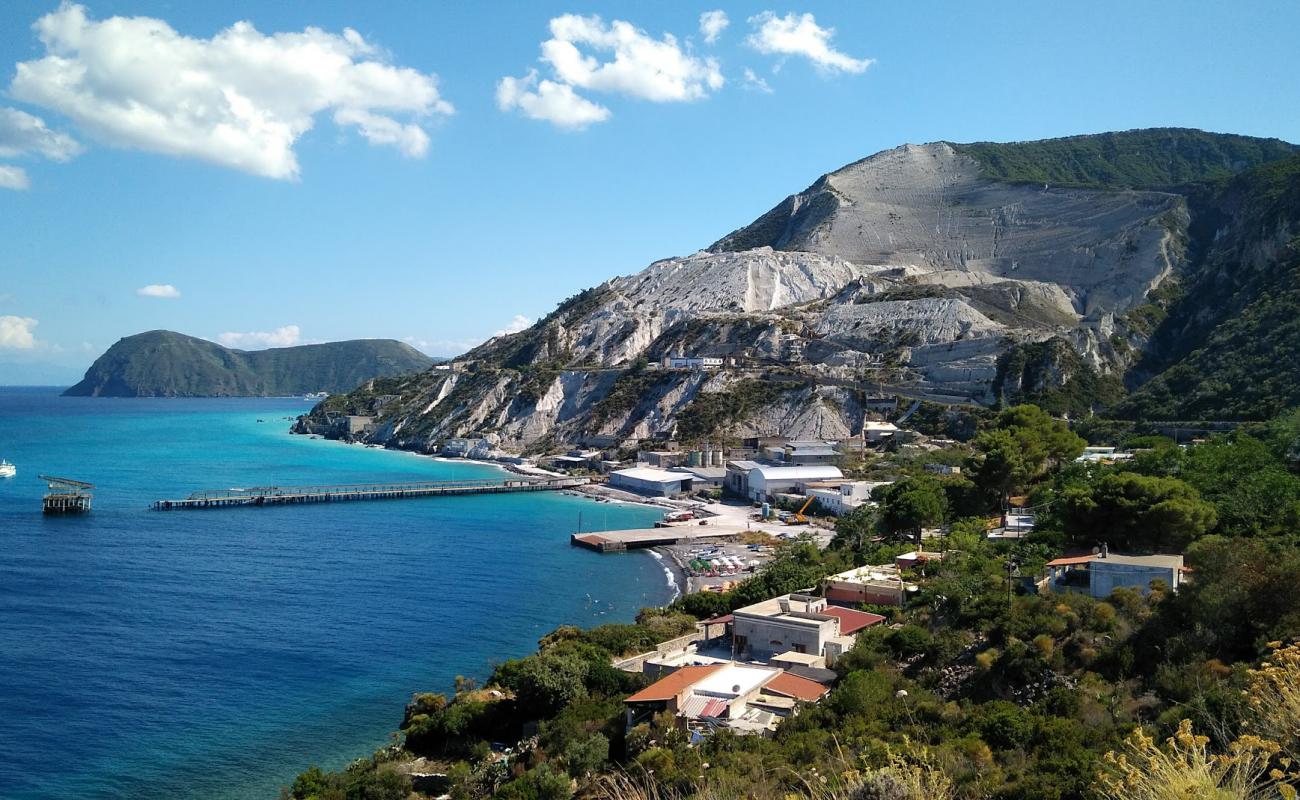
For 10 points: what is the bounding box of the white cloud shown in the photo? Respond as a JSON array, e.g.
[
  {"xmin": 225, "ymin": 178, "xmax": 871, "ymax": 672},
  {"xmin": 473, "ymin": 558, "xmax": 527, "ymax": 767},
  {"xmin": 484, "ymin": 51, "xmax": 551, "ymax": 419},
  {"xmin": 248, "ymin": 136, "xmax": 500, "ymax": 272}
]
[
  {"xmin": 136, "ymin": 284, "xmax": 181, "ymax": 299},
  {"xmin": 0, "ymin": 316, "xmax": 38, "ymax": 349},
  {"xmin": 496, "ymin": 70, "xmax": 611, "ymax": 129},
  {"xmin": 403, "ymin": 335, "xmax": 479, "ymax": 356},
  {"xmin": 217, "ymin": 325, "xmax": 301, "ymax": 349},
  {"xmin": 699, "ymin": 10, "xmax": 729, "ymax": 44},
  {"xmin": 333, "ymin": 108, "xmax": 430, "ymax": 158},
  {"xmin": 9, "ymin": 3, "xmax": 454, "ymax": 180},
  {"xmin": 0, "ymin": 165, "xmax": 30, "ymax": 190},
  {"xmin": 742, "ymin": 68, "xmax": 773, "ymax": 94},
  {"xmin": 0, "ymin": 107, "xmax": 82, "ymax": 161},
  {"xmin": 492, "ymin": 314, "xmax": 534, "ymax": 338},
  {"xmin": 747, "ymin": 12, "xmax": 873, "ymax": 74},
  {"xmin": 500, "ymin": 14, "xmax": 723, "ymax": 128}
]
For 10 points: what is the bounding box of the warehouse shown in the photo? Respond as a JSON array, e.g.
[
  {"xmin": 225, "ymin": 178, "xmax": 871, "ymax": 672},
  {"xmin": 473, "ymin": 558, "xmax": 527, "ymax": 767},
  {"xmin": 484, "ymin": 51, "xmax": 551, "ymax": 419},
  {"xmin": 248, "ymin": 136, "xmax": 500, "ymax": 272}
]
[{"xmin": 609, "ymin": 467, "xmax": 694, "ymax": 497}]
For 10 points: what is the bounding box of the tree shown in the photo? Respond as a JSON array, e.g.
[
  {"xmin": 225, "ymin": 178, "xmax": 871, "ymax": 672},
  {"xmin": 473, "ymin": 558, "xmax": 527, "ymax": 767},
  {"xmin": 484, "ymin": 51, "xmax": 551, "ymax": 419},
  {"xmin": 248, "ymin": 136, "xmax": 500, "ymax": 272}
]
[
  {"xmin": 833, "ymin": 504, "xmax": 877, "ymax": 553},
  {"xmin": 968, "ymin": 428, "xmax": 1037, "ymax": 505},
  {"xmin": 969, "ymin": 404, "xmax": 1086, "ymax": 504},
  {"xmin": 508, "ymin": 653, "xmax": 591, "ymax": 719},
  {"xmin": 1063, "ymin": 472, "xmax": 1217, "ymax": 551},
  {"xmin": 879, "ymin": 476, "xmax": 949, "ymax": 543}
]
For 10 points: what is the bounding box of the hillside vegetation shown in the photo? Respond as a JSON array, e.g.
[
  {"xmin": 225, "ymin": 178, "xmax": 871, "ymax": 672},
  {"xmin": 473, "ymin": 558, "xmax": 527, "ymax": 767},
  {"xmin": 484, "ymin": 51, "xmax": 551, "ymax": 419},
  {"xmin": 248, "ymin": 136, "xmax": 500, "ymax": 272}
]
[
  {"xmin": 64, "ymin": 330, "xmax": 434, "ymax": 397},
  {"xmin": 953, "ymin": 128, "xmax": 1297, "ymax": 190},
  {"xmin": 1122, "ymin": 154, "xmax": 1300, "ymax": 419}
]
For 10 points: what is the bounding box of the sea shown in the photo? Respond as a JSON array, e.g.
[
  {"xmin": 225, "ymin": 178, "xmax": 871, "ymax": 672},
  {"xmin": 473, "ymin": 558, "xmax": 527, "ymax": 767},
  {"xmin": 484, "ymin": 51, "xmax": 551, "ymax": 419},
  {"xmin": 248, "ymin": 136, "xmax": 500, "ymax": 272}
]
[{"xmin": 0, "ymin": 387, "xmax": 672, "ymax": 800}]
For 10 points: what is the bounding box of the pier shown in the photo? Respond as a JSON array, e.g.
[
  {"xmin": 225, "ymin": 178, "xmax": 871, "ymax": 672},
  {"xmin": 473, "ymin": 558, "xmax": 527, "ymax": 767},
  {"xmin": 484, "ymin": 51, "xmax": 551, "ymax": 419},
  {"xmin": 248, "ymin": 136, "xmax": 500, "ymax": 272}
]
[
  {"xmin": 572, "ymin": 523, "xmax": 745, "ymax": 553},
  {"xmin": 41, "ymin": 475, "xmax": 94, "ymax": 514},
  {"xmin": 153, "ymin": 477, "xmax": 589, "ymax": 510}
]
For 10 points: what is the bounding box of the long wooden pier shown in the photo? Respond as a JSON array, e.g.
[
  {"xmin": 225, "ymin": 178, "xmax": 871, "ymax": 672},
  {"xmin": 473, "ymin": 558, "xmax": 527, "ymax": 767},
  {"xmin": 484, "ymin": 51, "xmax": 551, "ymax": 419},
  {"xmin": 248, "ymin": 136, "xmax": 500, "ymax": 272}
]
[{"xmin": 153, "ymin": 477, "xmax": 589, "ymax": 510}]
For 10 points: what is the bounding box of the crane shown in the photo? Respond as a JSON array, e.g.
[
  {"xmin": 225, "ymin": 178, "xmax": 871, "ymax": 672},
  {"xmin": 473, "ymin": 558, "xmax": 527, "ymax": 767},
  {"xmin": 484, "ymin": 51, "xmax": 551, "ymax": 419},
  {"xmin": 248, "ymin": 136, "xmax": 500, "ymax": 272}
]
[{"xmin": 787, "ymin": 495, "xmax": 815, "ymax": 525}]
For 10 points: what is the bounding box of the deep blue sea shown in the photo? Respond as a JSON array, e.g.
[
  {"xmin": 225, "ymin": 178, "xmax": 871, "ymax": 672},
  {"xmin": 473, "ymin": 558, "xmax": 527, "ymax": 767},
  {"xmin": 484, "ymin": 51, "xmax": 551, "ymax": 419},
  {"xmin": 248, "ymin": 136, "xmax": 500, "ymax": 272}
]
[{"xmin": 0, "ymin": 387, "xmax": 670, "ymax": 800}]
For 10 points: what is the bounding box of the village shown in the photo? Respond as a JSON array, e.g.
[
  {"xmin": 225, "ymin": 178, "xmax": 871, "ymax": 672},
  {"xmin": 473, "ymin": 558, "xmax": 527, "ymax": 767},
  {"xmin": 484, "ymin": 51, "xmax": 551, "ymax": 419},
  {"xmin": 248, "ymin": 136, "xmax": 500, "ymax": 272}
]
[{"xmin": 418, "ymin": 403, "xmax": 1193, "ymax": 744}]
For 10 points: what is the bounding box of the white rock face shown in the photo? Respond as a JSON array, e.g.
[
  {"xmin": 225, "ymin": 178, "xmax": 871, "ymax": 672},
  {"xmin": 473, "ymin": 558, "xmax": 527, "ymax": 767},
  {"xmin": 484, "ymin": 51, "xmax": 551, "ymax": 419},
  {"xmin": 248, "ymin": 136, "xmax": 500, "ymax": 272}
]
[
  {"xmin": 816, "ymin": 298, "xmax": 1006, "ymax": 349},
  {"xmin": 713, "ymin": 142, "xmax": 1186, "ymax": 320},
  {"xmin": 609, "ymin": 248, "xmax": 873, "ymax": 313}
]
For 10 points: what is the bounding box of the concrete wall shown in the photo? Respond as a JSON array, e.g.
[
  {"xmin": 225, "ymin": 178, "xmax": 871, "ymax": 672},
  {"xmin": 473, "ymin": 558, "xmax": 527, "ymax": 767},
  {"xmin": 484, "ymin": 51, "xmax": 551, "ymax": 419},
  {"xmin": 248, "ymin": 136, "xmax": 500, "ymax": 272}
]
[
  {"xmin": 1090, "ymin": 564, "xmax": 1179, "ymax": 598},
  {"xmin": 610, "ymin": 474, "xmax": 688, "ymax": 497},
  {"xmin": 733, "ymin": 615, "xmax": 832, "ymax": 662}
]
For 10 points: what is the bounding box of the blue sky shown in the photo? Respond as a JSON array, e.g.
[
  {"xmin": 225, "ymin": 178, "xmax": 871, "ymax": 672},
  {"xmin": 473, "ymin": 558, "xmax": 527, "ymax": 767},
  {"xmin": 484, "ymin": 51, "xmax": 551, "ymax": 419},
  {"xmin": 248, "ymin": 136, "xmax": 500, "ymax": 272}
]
[{"xmin": 1, "ymin": 0, "xmax": 1298, "ymax": 382}]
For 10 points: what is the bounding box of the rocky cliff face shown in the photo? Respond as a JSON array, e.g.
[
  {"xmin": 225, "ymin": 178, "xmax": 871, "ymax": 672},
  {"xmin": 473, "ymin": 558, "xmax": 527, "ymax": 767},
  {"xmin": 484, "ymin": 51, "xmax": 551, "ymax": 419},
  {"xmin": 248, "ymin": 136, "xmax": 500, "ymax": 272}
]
[{"xmin": 304, "ymin": 130, "xmax": 1298, "ymax": 451}]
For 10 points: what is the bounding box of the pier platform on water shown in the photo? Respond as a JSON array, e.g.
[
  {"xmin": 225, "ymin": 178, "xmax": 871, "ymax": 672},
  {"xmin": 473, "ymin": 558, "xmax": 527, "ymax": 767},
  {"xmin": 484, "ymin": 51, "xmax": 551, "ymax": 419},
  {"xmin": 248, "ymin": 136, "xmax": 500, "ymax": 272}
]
[
  {"xmin": 153, "ymin": 477, "xmax": 589, "ymax": 510},
  {"xmin": 41, "ymin": 475, "xmax": 94, "ymax": 515},
  {"xmin": 571, "ymin": 522, "xmax": 746, "ymax": 553}
]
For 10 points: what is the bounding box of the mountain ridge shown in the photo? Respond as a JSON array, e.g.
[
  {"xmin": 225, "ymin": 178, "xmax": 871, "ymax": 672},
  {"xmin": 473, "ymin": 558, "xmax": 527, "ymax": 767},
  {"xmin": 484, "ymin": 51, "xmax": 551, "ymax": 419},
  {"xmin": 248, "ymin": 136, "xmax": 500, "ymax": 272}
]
[
  {"xmin": 304, "ymin": 128, "xmax": 1300, "ymax": 453},
  {"xmin": 65, "ymin": 330, "xmax": 435, "ymax": 397}
]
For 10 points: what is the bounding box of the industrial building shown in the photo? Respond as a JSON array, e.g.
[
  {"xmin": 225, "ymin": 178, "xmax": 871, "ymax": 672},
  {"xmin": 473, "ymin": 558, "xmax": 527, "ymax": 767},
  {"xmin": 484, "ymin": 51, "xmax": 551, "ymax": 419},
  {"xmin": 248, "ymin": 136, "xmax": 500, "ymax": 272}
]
[
  {"xmin": 724, "ymin": 461, "xmax": 844, "ymax": 502},
  {"xmin": 802, "ymin": 479, "xmax": 891, "ymax": 515},
  {"xmin": 608, "ymin": 467, "xmax": 694, "ymax": 497}
]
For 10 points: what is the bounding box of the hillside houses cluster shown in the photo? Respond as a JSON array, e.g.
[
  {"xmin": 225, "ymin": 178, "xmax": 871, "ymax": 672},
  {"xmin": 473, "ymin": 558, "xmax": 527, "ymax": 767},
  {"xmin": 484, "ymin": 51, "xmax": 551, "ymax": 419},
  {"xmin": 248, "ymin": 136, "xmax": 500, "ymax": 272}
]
[
  {"xmin": 618, "ymin": 590, "xmax": 886, "ymax": 738},
  {"xmin": 620, "ymin": 538, "xmax": 1187, "ymax": 742}
]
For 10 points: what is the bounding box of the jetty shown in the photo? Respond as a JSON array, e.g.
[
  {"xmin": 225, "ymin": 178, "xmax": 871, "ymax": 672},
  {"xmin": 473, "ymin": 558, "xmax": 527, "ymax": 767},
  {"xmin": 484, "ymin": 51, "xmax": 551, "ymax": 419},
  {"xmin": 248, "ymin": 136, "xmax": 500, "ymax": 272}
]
[
  {"xmin": 41, "ymin": 475, "xmax": 94, "ymax": 514},
  {"xmin": 572, "ymin": 522, "xmax": 746, "ymax": 553},
  {"xmin": 152, "ymin": 476, "xmax": 589, "ymax": 510}
]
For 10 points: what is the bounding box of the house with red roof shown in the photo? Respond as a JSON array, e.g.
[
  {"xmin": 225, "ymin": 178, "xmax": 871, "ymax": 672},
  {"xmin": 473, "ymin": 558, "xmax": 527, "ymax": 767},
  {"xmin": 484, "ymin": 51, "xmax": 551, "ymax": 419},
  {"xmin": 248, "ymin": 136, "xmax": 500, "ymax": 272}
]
[
  {"xmin": 623, "ymin": 662, "xmax": 830, "ymax": 738},
  {"xmin": 730, "ymin": 593, "xmax": 884, "ymax": 666}
]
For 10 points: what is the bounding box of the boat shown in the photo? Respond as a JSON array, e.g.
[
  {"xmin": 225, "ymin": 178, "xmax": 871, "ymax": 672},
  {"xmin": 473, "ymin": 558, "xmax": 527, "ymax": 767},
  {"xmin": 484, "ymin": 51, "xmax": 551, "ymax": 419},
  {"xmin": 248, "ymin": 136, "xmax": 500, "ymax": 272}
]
[
  {"xmin": 0, "ymin": 459, "xmax": 15, "ymax": 478},
  {"xmin": 302, "ymin": 391, "xmax": 329, "ymax": 401}
]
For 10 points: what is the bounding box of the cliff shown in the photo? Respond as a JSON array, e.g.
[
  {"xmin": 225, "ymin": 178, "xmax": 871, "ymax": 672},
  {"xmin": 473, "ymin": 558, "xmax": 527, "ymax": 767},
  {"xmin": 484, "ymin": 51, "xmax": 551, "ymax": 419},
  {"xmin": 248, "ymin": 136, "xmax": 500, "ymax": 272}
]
[{"xmin": 65, "ymin": 330, "xmax": 434, "ymax": 397}]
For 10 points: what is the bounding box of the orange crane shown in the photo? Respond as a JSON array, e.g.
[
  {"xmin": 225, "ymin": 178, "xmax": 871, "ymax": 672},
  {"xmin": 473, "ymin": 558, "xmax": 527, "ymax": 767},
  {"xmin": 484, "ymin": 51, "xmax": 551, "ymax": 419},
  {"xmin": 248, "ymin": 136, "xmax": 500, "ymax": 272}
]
[{"xmin": 787, "ymin": 495, "xmax": 815, "ymax": 525}]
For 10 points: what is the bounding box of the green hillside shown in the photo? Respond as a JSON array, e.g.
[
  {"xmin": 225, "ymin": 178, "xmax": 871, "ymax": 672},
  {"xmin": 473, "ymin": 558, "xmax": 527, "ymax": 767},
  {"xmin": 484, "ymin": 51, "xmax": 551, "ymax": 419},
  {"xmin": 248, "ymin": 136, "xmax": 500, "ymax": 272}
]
[
  {"xmin": 64, "ymin": 330, "xmax": 435, "ymax": 397},
  {"xmin": 953, "ymin": 128, "xmax": 1297, "ymax": 190},
  {"xmin": 1121, "ymin": 155, "xmax": 1300, "ymax": 419}
]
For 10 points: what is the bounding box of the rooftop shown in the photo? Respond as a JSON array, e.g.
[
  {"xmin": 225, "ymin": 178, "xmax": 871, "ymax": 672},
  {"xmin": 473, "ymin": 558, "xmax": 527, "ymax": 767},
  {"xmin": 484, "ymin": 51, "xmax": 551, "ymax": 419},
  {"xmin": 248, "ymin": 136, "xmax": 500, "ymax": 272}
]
[
  {"xmin": 751, "ymin": 465, "xmax": 845, "ymax": 480},
  {"xmin": 765, "ymin": 672, "xmax": 831, "ymax": 703},
  {"xmin": 692, "ymin": 663, "xmax": 779, "ymax": 698},
  {"xmin": 625, "ymin": 664, "xmax": 722, "ymax": 703},
  {"xmin": 1093, "ymin": 553, "xmax": 1184, "ymax": 569},
  {"xmin": 771, "ymin": 651, "xmax": 823, "ymax": 666},
  {"xmin": 821, "ymin": 606, "xmax": 886, "ymax": 635},
  {"xmin": 862, "ymin": 421, "xmax": 901, "ymax": 431},
  {"xmin": 1046, "ymin": 552, "xmax": 1184, "ymax": 569},
  {"xmin": 611, "ymin": 467, "xmax": 690, "ymax": 483},
  {"xmin": 827, "ymin": 564, "xmax": 905, "ymax": 585}
]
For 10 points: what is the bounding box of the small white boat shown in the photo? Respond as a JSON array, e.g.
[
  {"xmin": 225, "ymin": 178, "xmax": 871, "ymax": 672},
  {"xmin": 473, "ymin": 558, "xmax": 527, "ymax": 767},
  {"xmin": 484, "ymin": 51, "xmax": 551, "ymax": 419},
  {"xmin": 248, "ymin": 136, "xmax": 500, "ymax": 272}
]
[{"xmin": 0, "ymin": 459, "xmax": 15, "ymax": 478}]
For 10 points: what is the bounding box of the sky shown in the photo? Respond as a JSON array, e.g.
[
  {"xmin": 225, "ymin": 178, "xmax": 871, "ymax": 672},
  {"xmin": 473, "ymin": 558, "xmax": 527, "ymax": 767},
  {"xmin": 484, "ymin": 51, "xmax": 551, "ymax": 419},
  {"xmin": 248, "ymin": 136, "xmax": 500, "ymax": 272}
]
[{"xmin": 1, "ymin": 0, "xmax": 1298, "ymax": 383}]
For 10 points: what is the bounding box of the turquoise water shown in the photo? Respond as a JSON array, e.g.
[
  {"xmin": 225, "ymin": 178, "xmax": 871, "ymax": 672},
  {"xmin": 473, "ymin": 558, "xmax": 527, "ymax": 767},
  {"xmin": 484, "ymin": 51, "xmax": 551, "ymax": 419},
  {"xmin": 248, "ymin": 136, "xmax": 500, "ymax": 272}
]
[{"xmin": 0, "ymin": 388, "xmax": 670, "ymax": 800}]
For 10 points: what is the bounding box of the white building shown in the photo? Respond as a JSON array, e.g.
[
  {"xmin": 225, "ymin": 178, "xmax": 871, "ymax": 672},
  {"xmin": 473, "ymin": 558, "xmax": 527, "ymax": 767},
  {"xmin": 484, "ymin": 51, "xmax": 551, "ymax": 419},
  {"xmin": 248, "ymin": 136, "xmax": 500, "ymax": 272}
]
[
  {"xmin": 1040, "ymin": 552, "xmax": 1185, "ymax": 597},
  {"xmin": 803, "ymin": 480, "xmax": 891, "ymax": 515},
  {"xmin": 724, "ymin": 462, "xmax": 843, "ymax": 502},
  {"xmin": 732, "ymin": 593, "xmax": 884, "ymax": 664},
  {"xmin": 609, "ymin": 467, "xmax": 694, "ymax": 497},
  {"xmin": 663, "ymin": 356, "xmax": 724, "ymax": 370},
  {"xmin": 861, "ymin": 421, "xmax": 901, "ymax": 443}
]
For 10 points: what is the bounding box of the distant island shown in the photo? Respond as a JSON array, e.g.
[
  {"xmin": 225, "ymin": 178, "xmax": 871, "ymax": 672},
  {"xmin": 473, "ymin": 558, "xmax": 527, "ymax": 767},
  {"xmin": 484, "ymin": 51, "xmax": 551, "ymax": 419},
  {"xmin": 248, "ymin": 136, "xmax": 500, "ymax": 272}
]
[{"xmin": 64, "ymin": 330, "xmax": 435, "ymax": 397}]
